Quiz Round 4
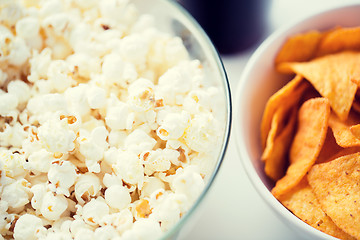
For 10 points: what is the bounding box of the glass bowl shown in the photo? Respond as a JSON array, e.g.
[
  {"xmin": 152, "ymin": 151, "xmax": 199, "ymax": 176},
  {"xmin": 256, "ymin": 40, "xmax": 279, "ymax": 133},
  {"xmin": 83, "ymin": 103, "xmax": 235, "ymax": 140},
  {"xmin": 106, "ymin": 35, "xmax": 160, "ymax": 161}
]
[
  {"xmin": 133, "ymin": 0, "xmax": 231, "ymax": 239},
  {"xmin": 235, "ymin": 3, "xmax": 360, "ymax": 240}
]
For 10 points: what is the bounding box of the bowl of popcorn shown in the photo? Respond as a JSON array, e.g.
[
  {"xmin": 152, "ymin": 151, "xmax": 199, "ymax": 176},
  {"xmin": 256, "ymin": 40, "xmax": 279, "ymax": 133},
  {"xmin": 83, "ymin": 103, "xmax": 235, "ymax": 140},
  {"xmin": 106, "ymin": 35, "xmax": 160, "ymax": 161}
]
[
  {"xmin": 0, "ymin": 0, "xmax": 231, "ymax": 239},
  {"xmin": 235, "ymin": 3, "xmax": 360, "ymax": 240}
]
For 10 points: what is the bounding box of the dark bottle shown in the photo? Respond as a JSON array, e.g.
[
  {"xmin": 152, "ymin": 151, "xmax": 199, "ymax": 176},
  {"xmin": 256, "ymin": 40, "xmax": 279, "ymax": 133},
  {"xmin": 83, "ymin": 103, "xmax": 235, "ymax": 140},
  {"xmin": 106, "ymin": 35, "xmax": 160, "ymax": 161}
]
[{"xmin": 178, "ymin": 0, "xmax": 269, "ymax": 54}]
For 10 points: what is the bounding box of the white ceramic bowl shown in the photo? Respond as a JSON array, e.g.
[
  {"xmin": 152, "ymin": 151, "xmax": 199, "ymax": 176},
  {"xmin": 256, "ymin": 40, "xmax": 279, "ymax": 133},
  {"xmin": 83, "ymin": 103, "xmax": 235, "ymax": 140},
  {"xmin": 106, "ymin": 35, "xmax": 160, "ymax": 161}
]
[{"xmin": 235, "ymin": 4, "xmax": 360, "ymax": 240}]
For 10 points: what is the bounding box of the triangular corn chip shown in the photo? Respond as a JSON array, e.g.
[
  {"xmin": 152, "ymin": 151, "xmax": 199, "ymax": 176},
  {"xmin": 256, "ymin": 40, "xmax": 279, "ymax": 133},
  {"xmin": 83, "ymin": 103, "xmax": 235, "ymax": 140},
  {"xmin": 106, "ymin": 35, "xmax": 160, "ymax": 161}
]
[
  {"xmin": 262, "ymin": 106, "xmax": 286, "ymax": 162},
  {"xmin": 275, "ymin": 30, "xmax": 323, "ymax": 65},
  {"xmin": 308, "ymin": 152, "xmax": 360, "ymax": 239},
  {"xmin": 316, "ymin": 26, "xmax": 360, "ymax": 57},
  {"xmin": 272, "ymin": 98, "xmax": 330, "ymax": 198},
  {"xmin": 261, "ymin": 75, "xmax": 306, "ymax": 148},
  {"xmin": 264, "ymin": 108, "xmax": 297, "ymax": 181},
  {"xmin": 329, "ymin": 112, "xmax": 360, "ymax": 148},
  {"xmin": 277, "ymin": 51, "xmax": 360, "ymax": 121},
  {"xmin": 350, "ymin": 124, "xmax": 360, "ymax": 140},
  {"xmin": 279, "ymin": 178, "xmax": 356, "ymax": 240}
]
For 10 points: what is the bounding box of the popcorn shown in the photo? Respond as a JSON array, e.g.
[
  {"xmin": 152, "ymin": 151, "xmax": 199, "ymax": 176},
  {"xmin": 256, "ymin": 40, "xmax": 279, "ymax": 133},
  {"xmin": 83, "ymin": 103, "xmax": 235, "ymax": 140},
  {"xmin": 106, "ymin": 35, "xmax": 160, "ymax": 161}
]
[
  {"xmin": 142, "ymin": 149, "xmax": 177, "ymax": 175},
  {"xmin": 150, "ymin": 192, "xmax": 183, "ymax": 231},
  {"xmin": 183, "ymin": 113, "xmax": 219, "ymax": 153},
  {"xmin": 40, "ymin": 0, "xmax": 65, "ymax": 17},
  {"xmin": 0, "ymin": 150, "xmax": 26, "ymax": 178},
  {"xmin": 28, "ymin": 48, "xmax": 52, "ymax": 83},
  {"xmin": 0, "ymin": 2, "xmax": 23, "ymax": 27},
  {"xmin": 13, "ymin": 214, "xmax": 45, "ymax": 240},
  {"xmin": 69, "ymin": 218, "xmax": 91, "ymax": 236},
  {"xmin": 65, "ymin": 84, "xmax": 91, "ymax": 117},
  {"xmin": 67, "ymin": 53, "xmax": 102, "ymax": 80},
  {"xmin": 27, "ymin": 94, "xmax": 67, "ymax": 123},
  {"xmin": 121, "ymin": 218, "xmax": 162, "ymax": 240},
  {"xmin": 6, "ymin": 37, "xmax": 31, "ymax": 66},
  {"xmin": 94, "ymin": 225, "xmax": 120, "ymax": 240},
  {"xmin": 105, "ymin": 96, "xmax": 133, "ymax": 130},
  {"xmin": 111, "ymin": 150, "xmax": 144, "ymax": 185},
  {"xmin": 156, "ymin": 111, "xmax": 189, "ymax": 141},
  {"xmin": 140, "ymin": 176, "xmax": 165, "ymax": 198},
  {"xmin": 171, "ymin": 166, "xmax": 205, "ymax": 204},
  {"xmin": 37, "ymin": 117, "xmax": 76, "ymax": 154},
  {"xmin": 15, "ymin": 16, "xmax": 42, "ymax": 50},
  {"xmin": 102, "ymin": 53, "xmax": 138, "ymax": 87},
  {"xmin": 78, "ymin": 126, "xmax": 109, "ymax": 173},
  {"xmin": 30, "ymin": 183, "xmax": 46, "ymax": 211},
  {"xmin": 45, "ymin": 35, "xmax": 73, "ymax": 60},
  {"xmin": 0, "ymin": 93, "xmax": 18, "ymax": 117},
  {"xmin": 1, "ymin": 179, "xmax": 31, "ymax": 209},
  {"xmin": 119, "ymin": 34, "xmax": 148, "ymax": 67},
  {"xmin": 124, "ymin": 129, "xmax": 157, "ymax": 155},
  {"xmin": 7, "ymin": 80, "xmax": 31, "ymax": 105},
  {"xmin": 48, "ymin": 160, "xmax": 77, "ymax": 196},
  {"xmin": 0, "ymin": 0, "xmax": 225, "ymax": 238},
  {"xmin": 104, "ymin": 184, "xmax": 131, "ymax": 210},
  {"xmin": 0, "ymin": 122, "xmax": 27, "ymax": 148},
  {"xmin": 74, "ymin": 173, "xmax": 101, "ymax": 205},
  {"xmin": 127, "ymin": 78, "xmax": 155, "ymax": 112},
  {"xmin": 72, "ymin": 0, "xmax": 98, "ymax": 10},
  {"xmin": 40, "ymin": 191, "xmax": 68, "ymax": 220},
  {"xmin": 100, "ymin": 208, "xmax": 133, "ymax": 233},
  {"xmin": 80, "ymin": 198, "xmax": 109, "ymax": 226},
  {"xmin": 99, "ymin": 0, "xmax": 138, "ymax": 26},
  {"xmin": 108, "ymin": 130, "xmax": 127, "ymax": 148},
  {"xmin": 25, "ymin": 149, "xmax": 53, "ymax": 173},
  {"xmin": 42, "ymin": 12, "xmax": 72, "ymax": 37},
  {"xmin": 47, "ymin": 60, "xmax": 74, "ymax": 92}
]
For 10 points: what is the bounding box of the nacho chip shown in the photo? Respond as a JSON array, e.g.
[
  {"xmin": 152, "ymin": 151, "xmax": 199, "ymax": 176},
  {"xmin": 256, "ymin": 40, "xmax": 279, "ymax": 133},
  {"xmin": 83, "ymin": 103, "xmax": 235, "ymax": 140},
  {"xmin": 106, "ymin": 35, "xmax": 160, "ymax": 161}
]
[
  {"xmin": 279, "ymin": 178, "xmax": 356, "ymax": 240},
  {"xmin": 271, "ymin": 98, "xmax": 330, "ymax": 198},
  {"xmin": 277, "ymin": 51, "xmax": 360, "ymax": 121},
  {"xmin": 275, "ymin": 30, "xmax": 323, "ymax": 65},
  {"xmin": 263, "ymin": 108, "xmax": 297, "ymax": 181},
  {"xmin": 261, "ymin": 75, "xmax": 306, "ymax": 148},
  {"xmin": 328, "ymin": 112, "xmax": 360, "ymax": 148},
  {"xmin": 308, "ymin": 152, "xmax": 360, "ymax": 239},
  {"xmin": 262, "ymin": 106, "xmax": 286, "ymax": 162},
  {"xmin": 350, "ymin": 124, "xmax": 360, "ymax": 140},
  {"xmin": 316, "ymin": 26, "xmax": 360, "ymax": 57}
]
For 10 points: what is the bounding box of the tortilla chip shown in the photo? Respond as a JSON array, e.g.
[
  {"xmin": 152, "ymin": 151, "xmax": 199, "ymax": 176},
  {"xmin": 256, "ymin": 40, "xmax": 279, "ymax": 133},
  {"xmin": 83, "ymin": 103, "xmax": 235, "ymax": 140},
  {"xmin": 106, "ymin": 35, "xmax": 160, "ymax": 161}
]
[
  {"xmin": 277, "ymin": 51, "xmax": 360, "ymax": 121},
  {"xmin": 261, "ymin": 75, "xmax": 306, "ymax": 148},
  {"xmin": 271, "ymin": 98, "xmax": 330, "ymax": 198},
  {"xmin": 262, "ymin": 106, "xmax": 286, "ymax": 162},
  {"xmin": 316, "ymin": 128, "xmax": 343, "ymax": 164},
  {"xmin": 279, "ymin": 178, "xmax": 356, "ymax": 240},
  {"xmin": 275, "ymin": 30, "xmax": 323, "ymax": 65},
  {"xmin": 328, "ymin": 112, "xmax": 360, "ymax": 148},
  {"xmin": 308, "ymin": 152, "xmax": 360, "ymax": 239},
  {"xmin": 316, "ymin": 26, "xmax": 360, "ymax": 57},
  {"xmin": 264, "ymin": 108, "xmax": 297, "ymax": 181},
  {"xmin": 350, "ymin": 124, "xmax": 360, "ymax": 140}
]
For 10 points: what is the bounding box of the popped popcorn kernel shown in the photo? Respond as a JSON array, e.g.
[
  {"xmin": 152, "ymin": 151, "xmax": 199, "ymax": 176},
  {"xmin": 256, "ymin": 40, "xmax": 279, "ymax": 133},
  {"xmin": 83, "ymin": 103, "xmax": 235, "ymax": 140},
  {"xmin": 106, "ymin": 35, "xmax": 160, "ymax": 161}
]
[
  {"xmin": 13, "ymin": 214, "xmax": 45, "ymax": 240},
  {"xmin": 135, "ymin": 199, "xmax": 152, "ymax": 219}
]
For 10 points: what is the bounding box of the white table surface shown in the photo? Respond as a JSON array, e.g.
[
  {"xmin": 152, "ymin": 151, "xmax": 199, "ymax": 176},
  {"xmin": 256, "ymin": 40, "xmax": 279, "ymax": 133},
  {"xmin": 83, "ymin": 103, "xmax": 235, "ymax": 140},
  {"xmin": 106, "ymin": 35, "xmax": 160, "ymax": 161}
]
[{"xmin": 184, "ymin": 0, "xmax": 360, "ymax": 239}]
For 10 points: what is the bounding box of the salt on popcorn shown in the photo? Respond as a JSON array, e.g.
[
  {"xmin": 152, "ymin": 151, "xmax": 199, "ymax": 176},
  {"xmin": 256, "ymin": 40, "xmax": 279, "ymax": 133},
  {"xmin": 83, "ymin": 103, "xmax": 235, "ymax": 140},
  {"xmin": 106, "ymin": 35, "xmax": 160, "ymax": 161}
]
[{"xmin": 0, "ymin": 0, "xmax": 225, "ymax": 239}]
